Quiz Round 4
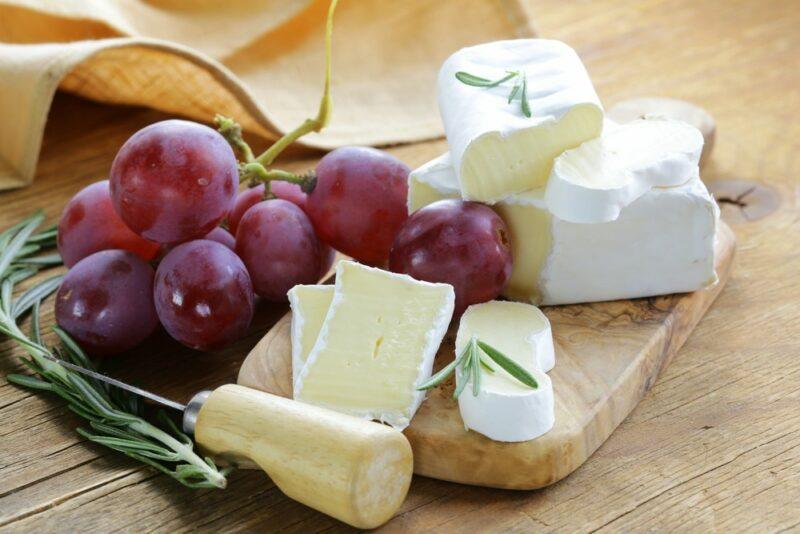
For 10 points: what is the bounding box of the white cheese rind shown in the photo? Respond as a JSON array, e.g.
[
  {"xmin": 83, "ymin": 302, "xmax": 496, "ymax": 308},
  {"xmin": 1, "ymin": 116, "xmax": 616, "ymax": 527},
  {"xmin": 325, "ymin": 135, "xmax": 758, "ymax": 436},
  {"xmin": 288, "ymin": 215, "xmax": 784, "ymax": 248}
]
[
  {"xmin": 540, "ymin": 172, "xmax": 719, "ymax": 304},
  {"xmin": 408, "ymin": 154, "xmax": 718, "ymax": 306},
  {"xmin": 457, "ymin": 370, "xmax": 554, "ymax": 442},
  {"xmin": 437, "ymin": 39, "xmax": 604, "ymax": 203},
  {"xmin": 545, "ymin": 118, "xmax": 704, "ymax": 223},
  {"xmin": 287, "ymin": 284, "xmax": 334, "ymax": 390},
  {"xmin": 294, "ymin": 261, "xmax": 455, "ymax": 430}
]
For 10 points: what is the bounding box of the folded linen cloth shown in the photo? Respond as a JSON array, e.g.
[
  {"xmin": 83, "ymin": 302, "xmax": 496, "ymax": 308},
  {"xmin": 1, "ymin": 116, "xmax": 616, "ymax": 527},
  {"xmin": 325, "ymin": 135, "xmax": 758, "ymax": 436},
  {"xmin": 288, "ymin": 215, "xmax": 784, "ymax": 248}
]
[{"xmin": 0, "ymin": 0, "xmax": 535, "ymax": 190}]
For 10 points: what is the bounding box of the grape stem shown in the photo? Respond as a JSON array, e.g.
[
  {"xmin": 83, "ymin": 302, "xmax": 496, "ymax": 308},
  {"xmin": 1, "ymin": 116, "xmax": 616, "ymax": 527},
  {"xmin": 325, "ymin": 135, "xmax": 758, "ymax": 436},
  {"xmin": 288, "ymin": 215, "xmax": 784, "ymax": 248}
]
[
  {"xmin": 215, "ymin": 115, "xmax": 254, "ymax": 164},
  {"xmin": 240, "ymin": 164, "xmax": 317, "ymax": 194},
  {"xmin": 215, "ymin": 0, "xmax": 337, "ymax": 195}
]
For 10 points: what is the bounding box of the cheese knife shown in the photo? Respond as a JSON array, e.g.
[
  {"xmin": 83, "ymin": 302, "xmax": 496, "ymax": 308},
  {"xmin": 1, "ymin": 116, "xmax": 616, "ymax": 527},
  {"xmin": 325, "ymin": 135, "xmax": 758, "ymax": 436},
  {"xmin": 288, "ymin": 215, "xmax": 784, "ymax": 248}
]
[{"xmin": 40, "ymin": 353, "xmax": 413, "ymax": 530}]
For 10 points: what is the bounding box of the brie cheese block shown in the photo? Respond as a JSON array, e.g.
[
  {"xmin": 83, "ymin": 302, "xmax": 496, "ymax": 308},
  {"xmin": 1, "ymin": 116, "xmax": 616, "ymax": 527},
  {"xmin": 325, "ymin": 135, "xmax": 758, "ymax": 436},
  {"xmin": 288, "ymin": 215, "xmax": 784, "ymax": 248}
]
[
  {"xmin": 437, "ymin": 39, "xmax": 604, "ymax": 203},
  {"xmin": 455, "ymin": 301, "xmax": 555, "ymax": 442},
  {"xmin": 294, "ymin": 261, "xmax": 455, "ymax": 430},
  {"xmin": 545, "ymin": 118, "xmax": 704, "ymax": 223},
  {"xmin": 287, "ymin": 284, "xmax": 334, "ymax": 389},
  {"xmin": 409, "ymin": 154, "xmax": 718, "ymax": 305}
]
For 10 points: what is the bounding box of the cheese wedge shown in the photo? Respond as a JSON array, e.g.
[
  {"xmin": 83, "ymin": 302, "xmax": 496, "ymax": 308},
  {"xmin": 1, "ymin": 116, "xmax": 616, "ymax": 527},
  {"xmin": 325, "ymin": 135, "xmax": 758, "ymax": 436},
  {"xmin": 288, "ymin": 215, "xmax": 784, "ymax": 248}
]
[
  {"xmin": 294, "ymin": 261, "xmax": 455, "ymax": 430},
  {"xmin": 409, "ymin": 154, "xmax": 718, "ymax": 305},
  {"xmin": 545, "ymin": 118, "xmax": 704, "ymax": 223},
  {"xmin": 288, "ymin": 284, "xmax": 334, "ymax": 389},
  {"xmin": 455, "ymin": 301, "xmax": 555, "ymax": 442},
  {"xmin": 437, "ymin": 39, "xmax": 604, "ymax": 203}
]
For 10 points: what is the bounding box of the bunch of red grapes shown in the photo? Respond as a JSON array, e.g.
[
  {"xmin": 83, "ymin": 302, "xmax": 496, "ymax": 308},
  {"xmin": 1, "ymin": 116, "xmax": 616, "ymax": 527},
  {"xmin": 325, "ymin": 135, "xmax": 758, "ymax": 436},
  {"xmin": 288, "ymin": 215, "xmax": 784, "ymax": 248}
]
[{"xmin": 55, "ymin": 119, "xmax": 513, "ymax": 356}]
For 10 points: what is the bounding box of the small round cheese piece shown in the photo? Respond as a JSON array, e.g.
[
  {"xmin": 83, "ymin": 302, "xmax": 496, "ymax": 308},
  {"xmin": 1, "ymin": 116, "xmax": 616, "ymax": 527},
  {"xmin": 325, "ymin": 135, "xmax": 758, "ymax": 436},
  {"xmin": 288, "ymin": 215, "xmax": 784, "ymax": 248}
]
[
  {"xmin": 456, "ymin": 300, "xmax": 554, "ymax": 372},
  {"xmin": 455, "ymin": 301, "xmax": 555, "ymax": 442}
]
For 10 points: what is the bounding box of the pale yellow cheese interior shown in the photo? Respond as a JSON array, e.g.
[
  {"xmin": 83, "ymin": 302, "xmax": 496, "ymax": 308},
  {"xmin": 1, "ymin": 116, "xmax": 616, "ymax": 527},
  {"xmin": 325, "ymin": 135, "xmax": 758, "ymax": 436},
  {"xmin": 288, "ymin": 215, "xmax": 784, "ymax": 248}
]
[
  {"xmin": 492, "ymin": 195, "xmax": 552, "ymax": 304},
  {"xmin": 456, "ymin": 301, "xmax": 548, "ymax": 394},
  {"xmin": 407, "ymin": 180, "xmax": 459, "ymax": 213},
  {"xmin": 290, "ymin": 285, "xmax": 334, "ymax": 384},
  {"xmin": 460, "ymin": 104, "xmax": 603, "ymax": 202},
  {"xmin": 296, "ymin": 262, "xmax": 452, "ymax": 423}
]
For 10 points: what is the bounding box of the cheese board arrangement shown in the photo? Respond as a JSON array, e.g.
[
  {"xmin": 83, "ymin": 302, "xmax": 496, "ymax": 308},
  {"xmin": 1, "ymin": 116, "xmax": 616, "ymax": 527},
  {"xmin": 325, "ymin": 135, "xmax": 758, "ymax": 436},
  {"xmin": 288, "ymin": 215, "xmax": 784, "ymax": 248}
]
[{"xmin": 0, "ymin": 0, "xmax": 735, "ymax": 529}]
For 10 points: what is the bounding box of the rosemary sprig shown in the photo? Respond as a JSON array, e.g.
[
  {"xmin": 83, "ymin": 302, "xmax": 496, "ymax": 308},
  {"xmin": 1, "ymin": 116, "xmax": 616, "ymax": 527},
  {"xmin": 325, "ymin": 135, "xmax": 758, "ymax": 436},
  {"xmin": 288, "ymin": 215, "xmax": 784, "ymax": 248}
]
[
  {"xmin": 417, "ymin": 336, "xmax": 538, "ymax": 398},
  {"xmin": 0, "ymin": 212, "xmax": 230, "ymax": 489},
  {"xmin": 455, "ymin": 69, "xmax": 533, "ymax": 118}
]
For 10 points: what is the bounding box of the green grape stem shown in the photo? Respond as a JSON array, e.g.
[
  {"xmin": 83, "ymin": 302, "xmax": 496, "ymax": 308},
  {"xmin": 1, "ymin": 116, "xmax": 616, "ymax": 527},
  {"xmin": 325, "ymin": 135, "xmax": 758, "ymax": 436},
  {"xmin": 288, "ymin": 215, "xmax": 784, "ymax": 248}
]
[
  {"xmin": 240, "ymin": 163, "xmax": 317, "ymax": 194},
  {"xmin": 215, "ymin": 0, "xmax": 337, "ymax": 196}
]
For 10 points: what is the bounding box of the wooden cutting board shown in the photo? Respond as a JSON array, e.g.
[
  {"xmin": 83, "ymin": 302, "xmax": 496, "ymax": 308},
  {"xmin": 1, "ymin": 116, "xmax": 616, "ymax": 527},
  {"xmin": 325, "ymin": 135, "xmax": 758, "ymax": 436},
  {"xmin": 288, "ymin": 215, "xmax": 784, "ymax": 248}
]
[{"xmin": 237, "ymin": 221, "xmax": 735, "ymax": 490}]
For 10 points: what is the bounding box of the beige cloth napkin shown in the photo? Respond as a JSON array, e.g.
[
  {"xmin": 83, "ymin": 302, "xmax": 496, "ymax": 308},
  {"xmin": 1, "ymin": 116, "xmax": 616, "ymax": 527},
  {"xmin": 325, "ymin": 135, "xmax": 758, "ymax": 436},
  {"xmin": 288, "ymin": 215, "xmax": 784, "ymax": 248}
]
[{"xmin": 0, "ymin": 0, "xmax": 535, "ymax": 190}]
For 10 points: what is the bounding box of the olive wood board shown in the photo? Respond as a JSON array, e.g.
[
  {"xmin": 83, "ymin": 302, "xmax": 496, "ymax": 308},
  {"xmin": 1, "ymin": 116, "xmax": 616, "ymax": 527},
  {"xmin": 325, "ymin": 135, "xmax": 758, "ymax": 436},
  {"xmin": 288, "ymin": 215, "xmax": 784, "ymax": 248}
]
[{"xmin": 237, "ymin": 221, "xmax": 735, "ymax": 490}]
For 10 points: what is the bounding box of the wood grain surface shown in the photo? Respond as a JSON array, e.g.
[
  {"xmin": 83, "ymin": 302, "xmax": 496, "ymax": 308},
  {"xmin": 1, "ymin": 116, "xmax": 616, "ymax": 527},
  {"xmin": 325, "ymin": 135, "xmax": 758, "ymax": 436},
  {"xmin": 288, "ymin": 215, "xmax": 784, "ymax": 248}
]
[
  {"xmin": 2, "ymin": 0, "xmax": 799, "ymax": 531},
  {"xmin": 238, "ymin": 224, "xmax": 734, "ymax": 490}
]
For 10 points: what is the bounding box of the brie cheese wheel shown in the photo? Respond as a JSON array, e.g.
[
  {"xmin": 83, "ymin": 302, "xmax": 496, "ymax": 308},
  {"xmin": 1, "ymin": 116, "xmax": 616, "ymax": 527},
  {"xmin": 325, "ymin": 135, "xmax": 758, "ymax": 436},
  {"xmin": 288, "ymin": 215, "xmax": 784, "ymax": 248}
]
[
  {"xmin": 287, "ymin": 284, "xmax": 334, "ymax": 389},
  {"xmin": 294, "ymin": 261, "xmax": 455, "ymax": 430},
  {"xmin": 409, "ymin": 154, "xmax": 718, "ymax": 305},
  {"xmin": 437, "ymin": 39, "xmax": 604, "ymax": 203},
  {"xmin": 455, "ymin": 301, "xmax": 555, "ymax": 442},
  {"xmin": 545, "ymin": 118, "xmax": 704, "ymax": 223}
]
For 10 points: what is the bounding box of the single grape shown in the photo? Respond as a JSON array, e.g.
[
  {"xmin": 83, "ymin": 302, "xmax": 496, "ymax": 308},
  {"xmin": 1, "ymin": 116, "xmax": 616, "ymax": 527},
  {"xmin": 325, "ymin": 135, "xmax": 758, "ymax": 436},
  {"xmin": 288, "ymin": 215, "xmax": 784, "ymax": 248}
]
[
  {"xmin": 271, "ymin": 181, "xmax": 308, "ymax": 211},
  {"xmin": 235, "ymin": 199, "xmax": 323, "ymax": 301},
  {"xmin": 57, "ymin": 180, "xmax": 160, "ymax": 267},
  {"xmin": 389, "ymin": 199, "xmax": 513, "ymax": 316},
  {"xmin": 305, "ymin": 146, "xmax": 409, "ymax": 265},
  {"xmin": 55, "ymin": 250, "xmax": 159, "ymax": 355},
  {"xmin": 154, "ymin": 240, "xmax": 253, "ymax": 351},
  {"xmin": 229, "ymin": 182, "xmax": 309, "ymax": 236},
  {"xmin": 204, "ymin": 227, "xmax": 235, "ymax": 250},
  {"xmin": 228, "ymin": 184, "xmax": 264, "ymax": 236},
  {"xmin": 110, "ymin": 120, "xmax": 238, "ymax": 244}
]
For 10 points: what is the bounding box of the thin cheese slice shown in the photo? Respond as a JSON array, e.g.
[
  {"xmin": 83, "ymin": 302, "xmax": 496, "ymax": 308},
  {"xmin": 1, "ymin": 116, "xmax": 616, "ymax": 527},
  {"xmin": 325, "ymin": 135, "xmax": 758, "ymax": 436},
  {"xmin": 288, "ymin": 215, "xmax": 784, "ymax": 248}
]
[
  {"xmin": 294, "ymin": 261, "xmax": 455, "ymax": 430},
  {"xmin": 288, "ymin": 284, "xmax": 334, "ymax": 389},
  {"xmin": 455, "ymin": 301, "xmax": 555, "ymax": 442}
]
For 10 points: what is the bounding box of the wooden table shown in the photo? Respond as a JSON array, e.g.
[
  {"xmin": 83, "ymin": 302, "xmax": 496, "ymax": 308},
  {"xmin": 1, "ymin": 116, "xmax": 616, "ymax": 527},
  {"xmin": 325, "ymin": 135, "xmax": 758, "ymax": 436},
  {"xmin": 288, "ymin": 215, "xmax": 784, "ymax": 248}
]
[{"xmin": 2, "ymin": 0, "xmax": 799, "ymax": 531}]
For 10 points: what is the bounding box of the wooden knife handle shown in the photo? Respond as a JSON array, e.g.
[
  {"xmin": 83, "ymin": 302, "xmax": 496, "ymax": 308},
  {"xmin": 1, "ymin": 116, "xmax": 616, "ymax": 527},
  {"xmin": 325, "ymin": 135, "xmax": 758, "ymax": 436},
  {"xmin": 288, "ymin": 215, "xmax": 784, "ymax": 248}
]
[{"xmin": 193, "ymin": 384, "xmax": 413, "ymax": 529}]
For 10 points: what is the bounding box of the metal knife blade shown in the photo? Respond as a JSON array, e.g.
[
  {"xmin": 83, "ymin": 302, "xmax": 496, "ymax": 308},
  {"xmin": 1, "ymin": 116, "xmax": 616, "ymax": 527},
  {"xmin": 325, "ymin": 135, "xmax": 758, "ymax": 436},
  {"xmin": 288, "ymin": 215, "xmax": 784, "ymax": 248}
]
[{"xmin": 40, "ymin": 352, "xmax": 186, "ymax": 412}]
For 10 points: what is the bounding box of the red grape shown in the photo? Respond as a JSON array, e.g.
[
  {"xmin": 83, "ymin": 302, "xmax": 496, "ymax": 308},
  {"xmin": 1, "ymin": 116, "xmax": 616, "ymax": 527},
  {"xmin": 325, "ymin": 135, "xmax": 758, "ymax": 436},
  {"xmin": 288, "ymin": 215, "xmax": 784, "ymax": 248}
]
[
  {"xmin": 55, "ymin": 250, "xmax": 158, "ymax": 355},
  {"xmin": 154, "ymin": 240, "xmax": 254, "ymax": 351},
  {"xmin": 204, "ymin": 227, "xmax": 235, "ymax": 250},
  {"xmin": 110, "ymin": 120, "xmax": 238, "ymax": 244},
  {"xmin": 271, "ymin": 181, "xmax": 307, "ymax": 210},
  {"xmin": 229, "ymin": 182, "xmax": 309, "ymax": 236},
  {"xmin": 306, "ymin": 146, "xmax": 409, "ymax": 265},
  {"xmin": 57, "ymin": 180, "xmax": 159, "ymax": 267},
  {"xmin": 228, "ymin": 183, "xmax": 264, "ymax": 236},
  {"xmin": 389, "ymin": 199, "xmax": 513, "ymax": 316},
  {"xmin": 235, "ymin": 199, "xmax": 323, "ymax": 301}
]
